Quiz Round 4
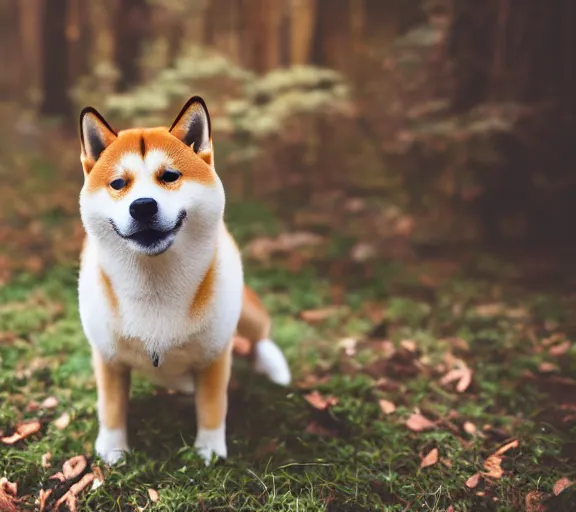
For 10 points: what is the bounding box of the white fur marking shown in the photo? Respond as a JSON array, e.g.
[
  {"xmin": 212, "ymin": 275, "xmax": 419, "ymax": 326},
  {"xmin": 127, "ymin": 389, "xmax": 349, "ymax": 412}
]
[
  {"xmin": 95, "ymin": 426, "xmax": 129, "ymax": 465},
  {"xmin": 254, "ymin": 339, "xmax": 292, "ymax": 386},
  {"xmin": 194, "ymin": 424, "xmax": 227, "ymax": 465}
]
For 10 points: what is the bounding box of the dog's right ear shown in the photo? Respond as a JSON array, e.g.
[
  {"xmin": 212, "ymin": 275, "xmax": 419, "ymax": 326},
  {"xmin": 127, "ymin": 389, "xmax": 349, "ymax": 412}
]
[{"xmin": 79, "ymin": 107, "xmax": 117, "ymax": 174}]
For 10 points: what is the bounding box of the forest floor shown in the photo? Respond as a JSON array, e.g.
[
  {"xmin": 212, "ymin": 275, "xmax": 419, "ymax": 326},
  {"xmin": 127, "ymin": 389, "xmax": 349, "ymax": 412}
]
[{"xmin": 2, "ymin": 124, "xmax": 576, "ymax": 511}]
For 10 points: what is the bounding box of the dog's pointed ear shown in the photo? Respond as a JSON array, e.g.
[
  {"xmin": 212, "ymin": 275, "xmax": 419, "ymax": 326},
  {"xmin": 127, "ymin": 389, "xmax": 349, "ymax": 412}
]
[
  {"xmin": 79, "ymin": 107, "xmax": 117, "ymax": 173},
  {"xmin": 169, "ymin": 96, "xmax": 213, "ymax": 166}
]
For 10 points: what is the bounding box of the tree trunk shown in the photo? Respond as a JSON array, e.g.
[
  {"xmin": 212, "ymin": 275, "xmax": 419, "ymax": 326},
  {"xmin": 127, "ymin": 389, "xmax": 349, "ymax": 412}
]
[
  {"xmin": 289, "ymin": 0, "xmax": 317, "ymax": 65},
  {"xmin": 115, "ymin": 0, "xmax": 150, "ymax": 91},
  {"xmin": 41, "ymin": 0, "xmax": 71, "ymax": 118}
]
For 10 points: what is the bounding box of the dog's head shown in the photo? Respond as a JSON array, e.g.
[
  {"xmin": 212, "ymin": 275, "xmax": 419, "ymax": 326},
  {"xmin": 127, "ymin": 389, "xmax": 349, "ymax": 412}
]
[{"xmin": 79, "ymin": 96, "xmax": 224, "ymax": 256}]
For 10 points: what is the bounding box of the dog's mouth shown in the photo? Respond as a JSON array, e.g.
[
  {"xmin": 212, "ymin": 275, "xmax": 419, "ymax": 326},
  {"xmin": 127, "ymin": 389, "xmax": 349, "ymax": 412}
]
[{"xmin": 110, "ymin": 211, "xmax": 186, "ymax": 253}]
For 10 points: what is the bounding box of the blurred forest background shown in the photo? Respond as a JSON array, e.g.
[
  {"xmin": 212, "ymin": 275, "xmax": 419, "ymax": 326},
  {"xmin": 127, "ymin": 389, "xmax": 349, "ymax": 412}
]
[{"xmin": 1, "ymin": 0, "xmax": 576, "ymax": 279}]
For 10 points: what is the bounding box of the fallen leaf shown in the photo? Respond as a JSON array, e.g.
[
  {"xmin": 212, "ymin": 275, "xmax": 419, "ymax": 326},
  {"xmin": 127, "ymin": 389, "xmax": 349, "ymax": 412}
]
[
  {"xmin": 493, "ymin": 439, "xmax": 519, "ymax": 456},
  {"xmin": 305, "ymin": 421, "xmax": 337, "ymax": 437},
  {"xmin": 378, "ymin": 399, "xmax": 396, "ymax": 415},
  {"xmin": 400, "ymin": 340, "xmax": 417, "ymax": 352},
  {"xmin": 539, "ymin": 362, "xmax": 559, "ymax": 373},
  {"xmin": 420, "ymin": 448, "xmax": 439, "ymax": 468},
  {"xmin": 41, "ymin": 452, "xmax": 52, "ymax": 468},
  {"xmin": 525, "ymin": 491, "xmax": 550, "ymax": 512},
  {"xmin": 440, "ymin": 362, "xmax": 473, "ymax": 393},
  {"xmin": 337, "ymin": 337, "xmax": 357, "ymax": 356},
  {"xmin": 1, "ymin": 420, "xmax": 41, "ymax": 444},
  {"xmin": 0, "ymin": 478, "xmax": 17, "ymax": 497},
  {"xmin": 54, "ymin": 412, "xmax": 70, "ymax": 430},
  {"xmin": 550, "ymin": 341, "xmax": 571, "ymax": 356},
  {"xmin": 232, "ymin": 336, "xmax": 251, "ymax": 356},
  {"xmin": 62, "ymin": 455, "xmax": 87, "ymax": 480},
  {"xmin": 91, "ymin": 466, "xmax": 105, "ymax": 491},
  {"xmin": 0, "ymin": 478, "xmax": 18, "ymax": 512},
  {"xmin": 148, "ymin": 488, "xmax": 159, "ymax": 502},
  {"xmin": 465, "ymin": 473, "xmax": 481, "ymax": 488},
  {"xmin": 350, "ymin": 242, "xmax": 376, "ymax": 262},
  {"xmin": 483, "ymin": 455, "xmax": 503, "ymax": 479},
  {"xmin": 41, "ymin": 396, "xmax": 59, "ymax": 409},
  {"xmin": 26, "ymin": 400, "xmax": 40, "ymax": 412},
  {"xmin": 300, "ymin": 306, "xmax": 345, "ymax": 323},
  {"xmin": 39, "ymin": 489, "xmax": 52, "ymax": 512},
  {"xmin": 553, "ymin": 477, "xmax": 573, "ymax": 495},
  {"xmin": 406, "ymin": 413, "xmax": 435, "ymax": 432},
  {"xmin": 55, "ymin": 492, "xmax": 77, "ymax": 512},
  {"xmin": 68, "ymin": 473, "xmax": 95, "ymax": 495},
  {"xmin": 473, "ymin": 303, "xmax": 505, "ymax": 318},
  {"xmin": 304, "ymin": 390, "xmax": 338, "ymax": 410},
  {"xmin": 463, "ymin": 422, "xmax": 477, "ymax": 435}
]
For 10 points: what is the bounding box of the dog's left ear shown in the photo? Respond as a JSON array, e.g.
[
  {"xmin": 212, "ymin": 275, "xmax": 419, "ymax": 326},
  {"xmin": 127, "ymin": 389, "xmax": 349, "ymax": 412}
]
[
  {"xmin": 79, "ymin": 107, "xmax": 117, "ymax": 174},
  {"xmin": 169, "ymin": 96, "xmax": 213, "ymax": 166}
]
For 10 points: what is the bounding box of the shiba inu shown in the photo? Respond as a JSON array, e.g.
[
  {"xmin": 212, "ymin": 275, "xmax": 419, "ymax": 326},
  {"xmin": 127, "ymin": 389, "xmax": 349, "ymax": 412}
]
[{"xmin": 77, "ymin": 96, "xmax": 291, "ymax": 466}]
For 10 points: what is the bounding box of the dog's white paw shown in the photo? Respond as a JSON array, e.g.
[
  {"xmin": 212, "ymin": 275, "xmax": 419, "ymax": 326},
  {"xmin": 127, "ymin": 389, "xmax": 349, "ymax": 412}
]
[
  {"xmin": 95, "ymin": 427, "xmax": 129, "ymax": 465},
  {"xmin": 194, "ymin": 425, "xmax": 227, "ymax": 466}
]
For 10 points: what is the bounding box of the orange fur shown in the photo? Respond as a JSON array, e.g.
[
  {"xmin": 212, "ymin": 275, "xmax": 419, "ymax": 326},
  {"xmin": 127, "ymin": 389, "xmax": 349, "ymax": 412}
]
[
  {"xmin": 92, "ymin": 349, "xmax": 131, "ymax": 430},
  {"xmin": 194, "ymin": 342, "xmax": 232, "ymax": 430},
  {"xmin": 237, "ymin": 286, "xmax": 271, "ymax": 345},
  {"xmin": 99, "ymin": 267, "xmax": 118, "ymax": 314},
  {"xmin": 189, "ymin": 256, "xmax": 217, "ymax": 318},
  {"xmin": 84, "ymin": 127, "xmax": 216, "ymax": 195}
]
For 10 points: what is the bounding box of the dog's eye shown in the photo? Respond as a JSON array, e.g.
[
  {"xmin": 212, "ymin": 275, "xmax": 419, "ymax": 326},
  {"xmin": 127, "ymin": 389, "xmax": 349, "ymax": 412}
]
[
  {"xmin": 160, "ymin": 170, "xmax": 181, "ymax": 183},
  {"xmin": 110, "ymin": 178, "xmax": 126, "ymax": 190}
]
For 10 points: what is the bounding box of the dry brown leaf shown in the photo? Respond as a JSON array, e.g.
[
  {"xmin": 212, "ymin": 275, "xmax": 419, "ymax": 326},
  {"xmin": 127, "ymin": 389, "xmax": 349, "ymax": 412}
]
[
  {"xmin": 465, "ymin": 473, "xmax": 481, "ymax": 488},
  {"xmin": 337, "ymin": 337, "xmax": 357, "ymax": 357},
  {"xmin": 378, "ymin": 399, "xmax": 396, "ymax": 415},
  {"xmin": 550, "ymin": 341, "xmax": 571, "ymax": 356},
  {"xmin": 539, "ymin": 362, "xmax": 559, "ymax": 373},
  {"xmin": 305, "ymin": 421, "xmax": 337, "ymax": 437},
  {"xmin": 304, "ymin": 390, "xmax": 338, "ymax": 410},
  {"xmin": 91, "ymin": 466, "xmax": 105, "ymax": 491},
  {"xmin": 1, "ymin": 420, "xmax": 41, "ymax": 444},
  {"xmin": 483, "ymin": 455, "xmax": 503, "ymax": 479},
  {"xmin": 39, "ymin": 489, "xmax": 52, "ymax": 512},
  {"xmin": 55, "ymin": 492, "xmax": 77, "ymax": 512},
  {"xmin": 41, "ymin": 452, "xmax": 52, "ymax": 468},
  {"xmin": 400, "ymin": 339, "xmax": 417, "ymax": 352},
  {"xmin": 473, "ymin": 303, "xmax": 505, "ymax": 318},
  {"xmin": 0, "ymin": 478, "xmax": 18, "ymax": 512},
  {"xmin": 0, "ymin": 478, "xmax": 17, "ymax": 497},
  {"xmin": 405, "ymin": 413, "xmax": 435, "ymax": 432},
  {"xmin": 68, "ymin": 473, "xmax": 95, "ymax": 496},
  {"xmin": 300, "ymin": 306, "xmax": 344, "ymax": 323},
  {"xmin": 54, "ymin": 412, "xmax": 70, "ymax": 430},
  {"xmin": 553, "ymin": 477, "xmax": 573, "ymax": 496},
  {"xmin": 41, "ymin": 396, "xmax": 59, "ymax": 409},
  {"xmin": 420, "ymin": 448, "xmax": 439, "ymax": 468},
  {"xmin": 62, "ymin": 455, "xmax": 87, "ymax": 480},
  {"xmin": 493, "ymin": 439, "xmax": 519, "ymax": 456},
  {"xmin": 232, "ymin": 336, "xmax": 251, "ymax": 356},
  {"xmin": 525, "ymin": 491, "xmax": 550, "ymax": 512},
  {"xmin": 440, "ymin": 363, "xmax": 473, "ymax": 393},
  {"xmin": 148, "ymin": 488, "xmax": 159, "ymax": 502},
  {"xmin": 463, "ymin": 422, "xmax": 477, "ymax": 435}
]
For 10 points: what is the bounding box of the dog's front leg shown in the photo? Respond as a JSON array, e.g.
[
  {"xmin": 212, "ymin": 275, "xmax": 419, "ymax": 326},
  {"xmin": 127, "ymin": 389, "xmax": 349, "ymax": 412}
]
[
  {"xmin": 92, "ymin": 348, "xmax": 131, "ymax": 465},
  {"xmin": 193, "ymin": 343, "xmax": 232, "ymax": 465}
]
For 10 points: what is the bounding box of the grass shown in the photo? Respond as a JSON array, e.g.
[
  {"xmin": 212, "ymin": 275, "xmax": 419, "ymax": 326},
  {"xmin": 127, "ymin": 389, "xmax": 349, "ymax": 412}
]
[{"xmin": 2, "ymin": 205, "xmax": 576, "ymax": 511}]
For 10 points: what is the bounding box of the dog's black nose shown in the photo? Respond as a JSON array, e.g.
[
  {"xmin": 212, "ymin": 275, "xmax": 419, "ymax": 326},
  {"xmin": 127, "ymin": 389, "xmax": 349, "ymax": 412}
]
[{"xmin": 129, "ymin": 197, "xmax": 158, "ymax": 221}]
